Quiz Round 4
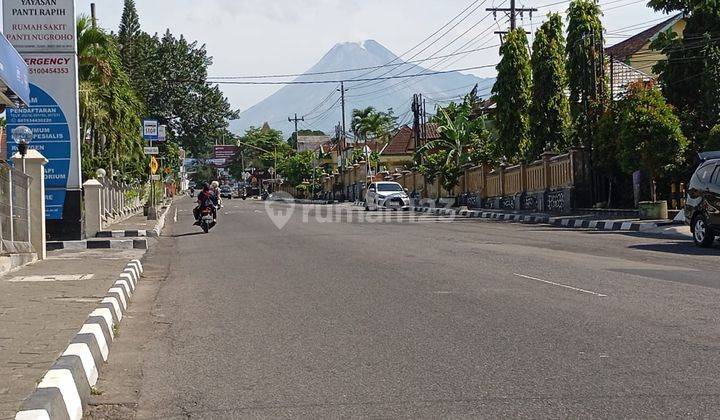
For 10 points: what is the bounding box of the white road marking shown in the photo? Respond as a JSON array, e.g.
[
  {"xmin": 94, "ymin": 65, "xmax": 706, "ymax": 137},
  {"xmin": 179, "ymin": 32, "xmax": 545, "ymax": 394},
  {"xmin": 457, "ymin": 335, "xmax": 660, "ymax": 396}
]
[
  {"xmin": 512, "ymin": 273, "xmax": 608, "ymax": 297},
  {"xmin": 7, "ymin": 274, "xmax": 94, "ymax": 283}
]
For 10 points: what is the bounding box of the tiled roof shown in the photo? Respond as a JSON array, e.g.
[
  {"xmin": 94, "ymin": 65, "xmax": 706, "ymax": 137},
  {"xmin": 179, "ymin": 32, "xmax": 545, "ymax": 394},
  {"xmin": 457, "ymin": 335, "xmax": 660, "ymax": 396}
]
[
  {"xmin": 606, "ymin": 13, "xmax": 684, "ymax": 61},
  {"xmin": 382, "ymin": 124, "xmax": 441, "ymax": 156}
]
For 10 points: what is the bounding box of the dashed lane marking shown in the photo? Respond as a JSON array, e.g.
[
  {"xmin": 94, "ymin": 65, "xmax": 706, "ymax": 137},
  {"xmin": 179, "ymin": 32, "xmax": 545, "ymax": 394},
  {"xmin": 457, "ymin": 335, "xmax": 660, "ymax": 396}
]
[{"xmin": 512, "ymin": 273, "xmax": 608, "ymax": 297}]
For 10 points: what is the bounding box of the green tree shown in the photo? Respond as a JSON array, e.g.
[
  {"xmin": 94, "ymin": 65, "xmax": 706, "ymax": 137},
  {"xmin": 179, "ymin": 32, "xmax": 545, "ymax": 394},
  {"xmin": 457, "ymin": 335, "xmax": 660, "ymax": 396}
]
[
  {"xmin": 351, "ymin": 107, "xmax": 395, "ymax": 143},
  {"xmin": 418, "ymin": 151, "xmax": 447, "ymax": 197},
  {"xmin": 127, "ymin": 30, "xmax": 238, "ymax": 157},
  {"xmin": 615, "ymin": 82, "xmax": 688, "ymax": 201},
  {"xmin": 276, "ymin": 151, "xmax": 324, "ymax": 188},
  {"xmin": 117, "ymin": 0, "xmax": 141, "ymax": 75},
  {"xmin": 566, "ymin": 0, "xmax": 606, "ymax": 148},
  {"xmin": 529, "ymin": 13, "xmax": 570, "ymax": 158},
  {"xmin": 492, "ymin": 28, "xmax": 532, "ymax": 161},
  {"xmin": 77, "ymin": 16, "xmax": 145, "ymax": 181},
  {"xmin": 649, "ymin": 0, "xmax": 720, "ymax": 154}
]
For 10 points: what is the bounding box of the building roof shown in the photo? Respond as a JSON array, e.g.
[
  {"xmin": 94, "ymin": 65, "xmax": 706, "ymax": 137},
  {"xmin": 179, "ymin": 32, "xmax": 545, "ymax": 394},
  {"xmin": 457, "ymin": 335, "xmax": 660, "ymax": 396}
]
[
  {"xmin": 297, "ymin": 135, "xmax": 331, "ymax": 152},
  {"xmin": 382, "ymin": 124, "xmax": 441, "ymax": 156},
  {"xmin": 606, "ymin": 13, "xmax": 684, "ymax": 61}
]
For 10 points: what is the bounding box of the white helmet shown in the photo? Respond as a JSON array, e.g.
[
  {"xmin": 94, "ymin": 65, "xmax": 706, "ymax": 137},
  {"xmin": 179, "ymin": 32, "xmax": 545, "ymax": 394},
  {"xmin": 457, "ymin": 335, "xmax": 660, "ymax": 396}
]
[{"xmin": 211, "ymin": 181, "xmax": 220, "ymax": 188}]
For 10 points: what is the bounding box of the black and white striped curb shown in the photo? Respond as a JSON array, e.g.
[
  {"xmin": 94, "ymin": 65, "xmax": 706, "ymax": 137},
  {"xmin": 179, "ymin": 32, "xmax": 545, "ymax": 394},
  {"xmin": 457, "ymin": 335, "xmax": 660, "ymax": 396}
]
[
  {"xmin": 46, "ymin": 239, "xmax": 148, "ymax": 252},
  {"xmin": 95, "ymin": 229, "xmax": 148, "ymax": 238},
  {"xmin": 14, "ymin": 259, "xmax": 144, "ymax": 420},
  {"xmin": 410, "ymin": 207, "xmax": 670, "ymax": 232},
  {"xmin": 147, "ymin": 202, "xmax": 173, "ymax": 238}
]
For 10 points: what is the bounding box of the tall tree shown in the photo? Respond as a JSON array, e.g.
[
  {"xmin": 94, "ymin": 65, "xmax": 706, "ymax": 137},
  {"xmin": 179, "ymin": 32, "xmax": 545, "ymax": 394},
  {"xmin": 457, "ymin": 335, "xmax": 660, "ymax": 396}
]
[
  {"xmin": 529, "ymin": 13, "xmax": 570, "ymax": 159},
  {"xmin": 492, "ymin": 28, "xmax": 532, "ymax": 161},
  {"xmin": 566, "ymin": 0, "xmax": 606, "ymax": 149},
  {"xmin": 117, "ymin": 0, "xmax": 141, "ymax": 76},
  {"xmin": 649, "ymin": 0, "xmax": 720, "ymax": 154}
]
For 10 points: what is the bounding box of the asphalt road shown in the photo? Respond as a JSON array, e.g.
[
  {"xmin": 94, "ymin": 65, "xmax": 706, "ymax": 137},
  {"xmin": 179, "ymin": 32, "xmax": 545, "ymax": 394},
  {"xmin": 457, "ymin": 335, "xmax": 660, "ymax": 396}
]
[{"xmin": 89, "ymin": 197, "xmax": 720, "ymax": 419}]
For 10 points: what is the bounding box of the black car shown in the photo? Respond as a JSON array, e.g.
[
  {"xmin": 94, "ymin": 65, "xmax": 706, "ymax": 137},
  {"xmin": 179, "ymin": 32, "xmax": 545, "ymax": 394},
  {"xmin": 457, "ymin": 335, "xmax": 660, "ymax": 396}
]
[{"xmin": 685, "ymin": 154, "xmax": 720, "ymax": 247}]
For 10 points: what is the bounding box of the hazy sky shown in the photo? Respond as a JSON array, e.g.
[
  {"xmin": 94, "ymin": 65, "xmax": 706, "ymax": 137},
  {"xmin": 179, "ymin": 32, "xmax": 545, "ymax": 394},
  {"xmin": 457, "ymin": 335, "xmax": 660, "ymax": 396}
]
[{"xmin": 64, "ymin": 0, "xmax": 669, "ymax": 112}]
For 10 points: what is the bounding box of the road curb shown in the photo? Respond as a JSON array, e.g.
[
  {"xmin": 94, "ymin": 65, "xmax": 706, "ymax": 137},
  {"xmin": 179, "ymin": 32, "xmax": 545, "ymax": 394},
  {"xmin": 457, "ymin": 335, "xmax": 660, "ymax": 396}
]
[
  {"xmin": 13, "ymin": 259, "xmax": 144, "ymax": 420},
  {"xmin": 410, "ymin": 207, "xmax": 671, "ymax": 231},
  {"xmin": 147, "ymin": 201, "xmax": 173, "ymax": 238},
  {"xmin": 95, "ymin": 229, "xmax": 148, "ymax": 238},
  {"xmin": 46, "ymin": 239, "xmax": 148, "ymax": 251}
]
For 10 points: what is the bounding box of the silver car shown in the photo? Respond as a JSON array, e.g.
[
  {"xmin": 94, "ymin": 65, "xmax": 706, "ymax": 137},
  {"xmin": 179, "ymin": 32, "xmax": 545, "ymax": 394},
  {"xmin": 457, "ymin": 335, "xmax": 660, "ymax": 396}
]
[{"xmin": 364, "ymin": 182, "xmax": 411, "ymax": 211}]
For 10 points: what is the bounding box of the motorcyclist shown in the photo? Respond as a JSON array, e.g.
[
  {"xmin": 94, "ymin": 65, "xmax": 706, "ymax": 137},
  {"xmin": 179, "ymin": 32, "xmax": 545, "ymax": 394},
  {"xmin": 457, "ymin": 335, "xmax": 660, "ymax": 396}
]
[
  {"xmin": 193, "ymin": 183, "xmax": 218, "ymax": 225},
  {"xmin": 211, "ymin": 180, "xmax": 222, "ymax": 207}
]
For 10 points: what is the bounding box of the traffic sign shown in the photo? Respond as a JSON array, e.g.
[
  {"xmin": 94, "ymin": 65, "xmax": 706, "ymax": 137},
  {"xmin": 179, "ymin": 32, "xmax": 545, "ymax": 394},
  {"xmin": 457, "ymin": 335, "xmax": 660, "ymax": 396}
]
[
  {"xmin": 150, "ymin": 174, "xmax": 161, "ymax": 181},
  {"xmin": 158, "ymin": 125, "xmax": 167, "ymax": 142},
  {"xmin": 144, "ymin": 147, "xmax": 159, "ymax": 155},
  {"xmin": 142, "ymin": 119, "xmax": 159, "ymax": 141},
  {"xmin": 150, "ymin": 156, "xmax": 160, "ymax": 174}
]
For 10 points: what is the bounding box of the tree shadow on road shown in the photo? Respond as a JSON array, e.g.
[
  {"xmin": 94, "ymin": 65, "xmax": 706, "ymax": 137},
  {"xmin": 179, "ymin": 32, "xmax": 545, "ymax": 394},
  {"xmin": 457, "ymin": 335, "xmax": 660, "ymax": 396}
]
[
  {"xmin": 172, "ymin": 232, "xmax": 207, "ymax": 238},
  {"xmin": 628, "ymin": 242, "xmax": 719, "ymax": 256}
]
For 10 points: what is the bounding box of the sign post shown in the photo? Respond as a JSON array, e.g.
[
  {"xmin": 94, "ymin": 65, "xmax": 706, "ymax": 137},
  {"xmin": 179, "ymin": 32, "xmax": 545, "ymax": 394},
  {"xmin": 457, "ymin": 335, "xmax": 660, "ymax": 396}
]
[
  {"xmin": 144, "ymin": 120, "xmax": 160, "ymax": 220},
  {"xmin": 4, "ymin": 0, "xmax": 83, "ymax": 240}
]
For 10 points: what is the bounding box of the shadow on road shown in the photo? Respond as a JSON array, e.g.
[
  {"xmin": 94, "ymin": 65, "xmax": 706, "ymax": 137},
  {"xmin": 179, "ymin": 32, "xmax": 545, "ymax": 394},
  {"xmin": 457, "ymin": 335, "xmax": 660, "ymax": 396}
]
[
  {"xmin": 172, "ymin": 232, "xmax": 207, "ymax": 238},
  {"xmin": 628, "ymin": 242, "xmax": 719, "ymax": 256}
]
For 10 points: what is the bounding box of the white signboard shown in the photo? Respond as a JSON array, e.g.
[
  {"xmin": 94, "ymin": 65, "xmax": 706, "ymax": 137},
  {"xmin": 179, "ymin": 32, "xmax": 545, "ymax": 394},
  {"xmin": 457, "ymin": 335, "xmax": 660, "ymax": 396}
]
[
  {"xmin": 144, "ymin": 147, "xmax": 159, "ymax": 155},
  {"xmin": 143, "ymin": 119, "xmax": 158, "ymax": 141},
  {"xmin": 150, "ymin": 174, "xmax": 161, "ymax": 181},
  {"xmin": 2, "ymin": 0, "xmax": 77, "ymax": 53},
  {"xmin": 158, "ymin": 125, "xmax": 167, "ymax": 142}
]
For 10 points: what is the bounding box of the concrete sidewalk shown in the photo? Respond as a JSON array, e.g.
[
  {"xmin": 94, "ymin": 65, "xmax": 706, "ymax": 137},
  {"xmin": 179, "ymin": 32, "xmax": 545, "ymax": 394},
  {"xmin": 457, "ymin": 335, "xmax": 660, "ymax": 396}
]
[{"xmin": 0, "ymin": 248, "xmax": 146, "ymax": 419}]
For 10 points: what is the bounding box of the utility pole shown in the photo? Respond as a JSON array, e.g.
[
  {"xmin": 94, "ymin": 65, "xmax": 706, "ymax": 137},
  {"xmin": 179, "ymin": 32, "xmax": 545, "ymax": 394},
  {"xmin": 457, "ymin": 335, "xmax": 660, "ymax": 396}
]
[
  {"xmin": 412, "ymin": 94, "xmax": 421, "ymax": 150},
  {"xmin": 337, "ymin": 82, "xmax": 348, "ymax": 200},
  {"xmin": 288, "ymin": 113, "xmax": 304, "ymax": 149},
  {"xmin": 90, "ymin": 3, "xmax": 97, "ymax": 28},
  {"xmin": 487, "ymin": 1, "xmax": 536, "ymax": 41}
]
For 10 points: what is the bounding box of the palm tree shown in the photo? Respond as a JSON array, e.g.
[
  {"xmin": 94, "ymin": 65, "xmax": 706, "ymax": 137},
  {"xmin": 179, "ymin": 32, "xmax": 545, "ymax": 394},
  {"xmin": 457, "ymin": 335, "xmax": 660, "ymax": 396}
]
[
  {"xmin": 76, "ymin": 15, "xmax": 146, "ymax": 181},
  {"xmin": 77, "ymin": 16, "xmax": 113, "ymax": 83}
]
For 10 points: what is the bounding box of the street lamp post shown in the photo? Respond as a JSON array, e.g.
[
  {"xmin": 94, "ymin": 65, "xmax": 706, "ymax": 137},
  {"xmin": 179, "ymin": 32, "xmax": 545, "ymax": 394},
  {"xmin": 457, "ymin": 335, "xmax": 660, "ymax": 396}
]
[{"xmin": 12, "ymin": 126, "xmax": 33, "ymax": 174}]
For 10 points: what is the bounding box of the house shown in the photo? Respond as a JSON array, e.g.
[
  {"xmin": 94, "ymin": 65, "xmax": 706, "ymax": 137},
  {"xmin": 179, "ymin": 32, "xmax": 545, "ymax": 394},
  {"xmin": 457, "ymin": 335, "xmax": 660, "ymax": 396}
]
[
  {"xmin": 297, "ymin": 135, "xmax": 331, "ymax": 152},
  {"xmin": 380, "ymin": 123, "xmax": 441, "ymax": 171},
  {"xmin": 606, "ymin": 13, "xmax": 685, "ymax": 76}
]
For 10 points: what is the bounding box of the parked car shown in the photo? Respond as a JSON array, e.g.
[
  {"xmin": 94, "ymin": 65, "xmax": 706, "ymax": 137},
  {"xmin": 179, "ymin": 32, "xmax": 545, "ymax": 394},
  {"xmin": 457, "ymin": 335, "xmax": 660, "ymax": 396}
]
[
  {"xmin": 219, "ymin": 185, "xmax": 233, "ymax": 199},
  {"xmin": 685, "ymin": 153, "xmax": 720, "ymax": 247},
  {"xmin": 364, "ymin": 182, "xmax": 410, "ymax": 211}
]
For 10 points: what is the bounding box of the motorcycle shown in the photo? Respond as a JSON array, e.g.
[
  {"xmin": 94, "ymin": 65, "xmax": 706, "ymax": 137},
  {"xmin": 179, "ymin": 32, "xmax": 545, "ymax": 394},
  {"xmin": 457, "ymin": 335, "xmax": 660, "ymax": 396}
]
[{"xmin": 199, "ymin": 206, "xmax": 216, "ymax": 233}]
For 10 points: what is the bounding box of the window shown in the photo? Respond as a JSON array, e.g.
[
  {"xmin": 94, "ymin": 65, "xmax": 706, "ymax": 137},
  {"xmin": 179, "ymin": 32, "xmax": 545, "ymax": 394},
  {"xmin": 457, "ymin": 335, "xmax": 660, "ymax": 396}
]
[
  {"xmin": 712, "ymin": 165, "xmax": 720, "ymax": 186},
  {"xmin": 695, "ymin": 163, "xmax": 714, "ymax": 184},
  {"xmin": 377, "ymin": 184, "xmax": 403, "ymax": 192}
]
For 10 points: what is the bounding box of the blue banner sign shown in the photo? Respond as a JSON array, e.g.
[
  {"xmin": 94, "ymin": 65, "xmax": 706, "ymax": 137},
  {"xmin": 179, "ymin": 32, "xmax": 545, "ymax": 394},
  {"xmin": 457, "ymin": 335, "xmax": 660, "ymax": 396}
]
[
  {"xmin": 0, "ymin": 32, "xmax": 30, "ymax": 106},
  {"xmin": 7, "ymin": 83, "xmax": 72, "ymax": 219}
]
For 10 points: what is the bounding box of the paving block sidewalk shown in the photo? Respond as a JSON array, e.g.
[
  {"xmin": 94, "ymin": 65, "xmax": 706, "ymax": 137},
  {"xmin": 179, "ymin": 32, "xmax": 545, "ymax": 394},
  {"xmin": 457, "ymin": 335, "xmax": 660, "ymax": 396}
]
[{"xmin": 0, "ymin": 248, "xmax": 146, "ymax": 419}]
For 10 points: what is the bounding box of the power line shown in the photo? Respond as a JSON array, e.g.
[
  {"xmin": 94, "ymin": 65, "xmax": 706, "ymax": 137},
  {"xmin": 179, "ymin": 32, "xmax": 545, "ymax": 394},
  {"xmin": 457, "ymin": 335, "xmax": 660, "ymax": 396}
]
[
  {"xmin": 344, "ymin": 0, "xmax": 486, "ymax": 83},
  {"xmin": 207, "ymin": 44, "xmax": 502, "ymax": 81},
  {"xmin": 349, "ymin": 0, "xmax": 493, "ymax": 89},
  {"xmin": 209, "ymin": 64, "xmax": 498, "ymax": 85}
]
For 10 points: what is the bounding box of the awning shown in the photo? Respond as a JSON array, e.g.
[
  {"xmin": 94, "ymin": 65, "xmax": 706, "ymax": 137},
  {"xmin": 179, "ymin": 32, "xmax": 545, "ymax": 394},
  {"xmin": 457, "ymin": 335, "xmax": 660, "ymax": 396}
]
[{"xmin": 0, "ymin": 32, "xmax": 30, "ymax": 108}]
